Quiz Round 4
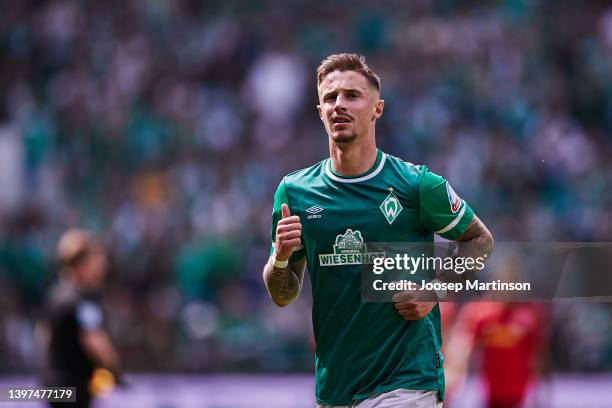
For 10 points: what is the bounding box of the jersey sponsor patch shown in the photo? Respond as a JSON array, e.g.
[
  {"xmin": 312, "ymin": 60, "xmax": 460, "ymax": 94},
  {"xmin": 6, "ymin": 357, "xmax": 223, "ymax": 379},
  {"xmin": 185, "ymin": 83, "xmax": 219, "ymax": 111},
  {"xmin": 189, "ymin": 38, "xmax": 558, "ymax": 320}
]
[
  {"xmin": 318, "ymin": 229, "xmax": 385, "ymax": 266},
  {"xmin": 446, "ymin": 182, "xmax": 461, "ymax": 214}
]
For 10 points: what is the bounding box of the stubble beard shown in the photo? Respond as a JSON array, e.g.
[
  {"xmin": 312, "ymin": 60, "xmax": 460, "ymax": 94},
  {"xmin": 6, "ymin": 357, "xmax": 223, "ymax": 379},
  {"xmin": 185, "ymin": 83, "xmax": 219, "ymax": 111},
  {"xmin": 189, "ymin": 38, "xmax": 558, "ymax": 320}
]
[{"xmin": 330, "ymin": 129, "xmax": 357, "ymax": 144}]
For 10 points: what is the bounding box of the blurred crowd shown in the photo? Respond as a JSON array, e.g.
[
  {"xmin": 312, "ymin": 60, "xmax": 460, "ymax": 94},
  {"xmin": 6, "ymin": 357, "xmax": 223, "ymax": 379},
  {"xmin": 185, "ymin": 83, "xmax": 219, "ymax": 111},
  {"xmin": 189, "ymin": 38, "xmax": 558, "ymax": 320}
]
[{"xmin": 1, "ymin": 0, "xmax": 611, "ymax": 375}]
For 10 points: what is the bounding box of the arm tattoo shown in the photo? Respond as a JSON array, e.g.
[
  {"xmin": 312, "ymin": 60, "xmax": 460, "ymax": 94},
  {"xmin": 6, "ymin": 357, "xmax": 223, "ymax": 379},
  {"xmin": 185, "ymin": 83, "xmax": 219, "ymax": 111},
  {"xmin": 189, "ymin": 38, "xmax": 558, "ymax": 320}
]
[
  {"xmin": 456, "ymin": 215, "xmax": 495, "ymax": 258},
  {"xmin": 264, "ymin": 258, "xmax": 306, "ymax": 306},
  {"xmin": 449, "ymin": 215, "xmax": 495, "ymax": 281},
  {"xmin": 268, "ymin": 266, "xmax": 301, "ymax": 304}
]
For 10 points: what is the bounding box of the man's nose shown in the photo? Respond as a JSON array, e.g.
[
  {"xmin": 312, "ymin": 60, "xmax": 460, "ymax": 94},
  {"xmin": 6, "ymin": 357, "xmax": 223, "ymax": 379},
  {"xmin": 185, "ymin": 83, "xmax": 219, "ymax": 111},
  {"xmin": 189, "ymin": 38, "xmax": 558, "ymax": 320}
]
[{"xmin": 333, "ymin": 95, "xmax": 348, "ymax": 112}]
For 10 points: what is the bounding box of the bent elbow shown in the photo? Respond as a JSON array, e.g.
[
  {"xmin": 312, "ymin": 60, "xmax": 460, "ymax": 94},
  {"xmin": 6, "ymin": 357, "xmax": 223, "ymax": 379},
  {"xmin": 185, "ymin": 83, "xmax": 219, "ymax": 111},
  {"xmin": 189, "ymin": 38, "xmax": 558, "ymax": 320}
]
[{"xmin": 270, "ymin": 295, "xmax": 295, "ymax": 308}]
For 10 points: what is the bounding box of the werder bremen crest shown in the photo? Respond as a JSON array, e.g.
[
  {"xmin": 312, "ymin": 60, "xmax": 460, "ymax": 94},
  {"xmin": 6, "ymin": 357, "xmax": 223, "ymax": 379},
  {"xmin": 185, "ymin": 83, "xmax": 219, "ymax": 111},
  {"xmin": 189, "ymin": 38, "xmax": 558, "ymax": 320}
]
[
  {"xmin": 319, "ymin": 229, "xmax": 385, "ymax": 266},
  {"xmin": 380, "ymin": 188, "xmax": 403, "ymax": 225}
]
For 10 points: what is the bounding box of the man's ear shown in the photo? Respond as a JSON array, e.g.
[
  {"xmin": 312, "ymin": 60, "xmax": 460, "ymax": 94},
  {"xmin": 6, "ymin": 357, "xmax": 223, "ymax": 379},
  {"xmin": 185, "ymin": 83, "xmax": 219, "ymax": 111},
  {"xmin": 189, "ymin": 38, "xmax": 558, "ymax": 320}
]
[
  {"xmin": 372, "ymin": 99, "xmax": 384, "ymax": 121},
  {"xmin": 317, "ymin": 105, "xmax": 323, "ymax": 120}
]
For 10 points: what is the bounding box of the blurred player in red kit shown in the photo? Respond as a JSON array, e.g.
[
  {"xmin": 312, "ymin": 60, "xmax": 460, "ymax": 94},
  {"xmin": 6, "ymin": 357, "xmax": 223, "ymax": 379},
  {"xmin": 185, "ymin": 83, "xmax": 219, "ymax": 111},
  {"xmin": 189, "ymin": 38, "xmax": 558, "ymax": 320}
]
[{"xmin": 445, "ymin": 302, "xmax": 548, "ymax": 408}]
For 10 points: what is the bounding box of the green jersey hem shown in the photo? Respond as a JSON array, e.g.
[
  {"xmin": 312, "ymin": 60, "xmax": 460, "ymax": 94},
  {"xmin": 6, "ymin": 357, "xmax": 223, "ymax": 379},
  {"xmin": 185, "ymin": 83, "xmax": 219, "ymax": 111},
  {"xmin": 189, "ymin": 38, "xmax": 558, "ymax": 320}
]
[
  {"xmin": 315, "ymin": 383, "xmax": 441, "ymax": 406},
  {"xmin": 353, "ymin": 383, "xmax": 440, "ymax": 402}
]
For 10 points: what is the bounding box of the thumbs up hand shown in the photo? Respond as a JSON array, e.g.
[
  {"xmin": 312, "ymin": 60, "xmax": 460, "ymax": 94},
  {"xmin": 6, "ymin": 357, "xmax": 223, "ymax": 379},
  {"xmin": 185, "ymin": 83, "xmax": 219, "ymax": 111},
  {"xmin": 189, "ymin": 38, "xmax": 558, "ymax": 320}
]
[{"xmin": 274, "ymin": 203, "xmax": 302, "ymax": 262}]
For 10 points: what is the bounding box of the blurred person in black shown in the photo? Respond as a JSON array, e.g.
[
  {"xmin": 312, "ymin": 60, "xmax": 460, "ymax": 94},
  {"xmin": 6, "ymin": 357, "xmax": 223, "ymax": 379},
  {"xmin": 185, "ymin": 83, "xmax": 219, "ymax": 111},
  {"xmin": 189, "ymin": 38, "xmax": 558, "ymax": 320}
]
[{"xmin": 40, "ymin": 229, "xmax": 121, "ymax": 408}]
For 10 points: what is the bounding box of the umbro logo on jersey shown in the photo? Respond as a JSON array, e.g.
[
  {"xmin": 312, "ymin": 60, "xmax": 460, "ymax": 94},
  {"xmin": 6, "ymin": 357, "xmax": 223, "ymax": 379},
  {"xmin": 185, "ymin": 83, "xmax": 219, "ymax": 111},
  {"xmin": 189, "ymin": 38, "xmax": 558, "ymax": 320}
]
[
  {"xmin": 306, "ymin": 205, "xmax": 324, "ymax": 214},
  {"xmin": 306, "ymin": 205, "xmax": 324, "ymax": 219},
  {"xmin": 380, "ymin": 189, "xmax": 403, "ymax": 225}
]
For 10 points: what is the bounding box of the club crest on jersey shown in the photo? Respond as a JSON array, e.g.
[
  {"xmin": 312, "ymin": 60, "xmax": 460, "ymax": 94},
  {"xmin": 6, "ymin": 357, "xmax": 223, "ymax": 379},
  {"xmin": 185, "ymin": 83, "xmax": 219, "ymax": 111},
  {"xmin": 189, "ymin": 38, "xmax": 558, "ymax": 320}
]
[
  {"xmin": 379, "ymin": 189, "xmax": 403, "ymax": 225},
  {"xmin": 446, "ymin": 182, "xmax": 462, "ymax": 214},
  {"xmin": 318, "ymin": 229, "xmax": 385, "ymax": 266}
]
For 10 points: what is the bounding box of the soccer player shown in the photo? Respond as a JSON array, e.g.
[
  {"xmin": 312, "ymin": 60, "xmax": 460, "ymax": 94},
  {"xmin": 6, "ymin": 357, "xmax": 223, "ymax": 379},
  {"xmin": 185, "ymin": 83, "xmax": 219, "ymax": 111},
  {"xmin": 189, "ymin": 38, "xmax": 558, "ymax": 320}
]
[
  {"xmin": 262, "ymin": 53, "xmax": 494, "ymax": 407},
  {"xmin": 444, "ymin": 302, "xmax": 548, "ymax": 408},
  {"xmin": 40, "ymin": 229, "xmax": 121, "ymax": 408}
]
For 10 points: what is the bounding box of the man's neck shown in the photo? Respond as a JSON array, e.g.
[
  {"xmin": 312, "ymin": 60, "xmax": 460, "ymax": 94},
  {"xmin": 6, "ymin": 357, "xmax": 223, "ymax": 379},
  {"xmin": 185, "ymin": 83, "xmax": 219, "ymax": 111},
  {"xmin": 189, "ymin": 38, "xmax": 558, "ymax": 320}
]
[{"xmin": 329, "ymin": 138, "xmax": 378, "ymax": 176}]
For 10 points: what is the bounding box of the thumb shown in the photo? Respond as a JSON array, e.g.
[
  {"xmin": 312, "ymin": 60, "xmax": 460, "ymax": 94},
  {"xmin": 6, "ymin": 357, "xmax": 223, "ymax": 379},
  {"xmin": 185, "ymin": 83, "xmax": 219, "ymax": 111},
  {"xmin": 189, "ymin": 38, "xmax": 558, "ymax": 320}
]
[{"xmin": 281, "ymin": 203, "xmax": 291, "ymax": 219}]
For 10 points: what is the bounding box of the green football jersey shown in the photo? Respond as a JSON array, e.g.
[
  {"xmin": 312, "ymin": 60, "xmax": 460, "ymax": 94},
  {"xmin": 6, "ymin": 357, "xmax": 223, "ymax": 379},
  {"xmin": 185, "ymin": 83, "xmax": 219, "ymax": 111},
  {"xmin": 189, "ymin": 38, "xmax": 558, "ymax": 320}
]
[{"xmin": 270, "ymin": 149, "xmax": 474, "ymax": 405}]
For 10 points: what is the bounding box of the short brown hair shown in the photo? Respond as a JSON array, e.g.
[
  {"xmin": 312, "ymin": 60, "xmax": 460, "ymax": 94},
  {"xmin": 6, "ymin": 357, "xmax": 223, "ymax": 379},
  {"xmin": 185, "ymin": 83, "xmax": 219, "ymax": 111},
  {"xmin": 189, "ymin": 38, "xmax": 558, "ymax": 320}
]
[
  {"xmin": 317, "ymin": 53, "xmax": 381, "ymax": 92},
  {"xmin": 57, "ymin": 229, "xmax": 102, "ymax": 268}
]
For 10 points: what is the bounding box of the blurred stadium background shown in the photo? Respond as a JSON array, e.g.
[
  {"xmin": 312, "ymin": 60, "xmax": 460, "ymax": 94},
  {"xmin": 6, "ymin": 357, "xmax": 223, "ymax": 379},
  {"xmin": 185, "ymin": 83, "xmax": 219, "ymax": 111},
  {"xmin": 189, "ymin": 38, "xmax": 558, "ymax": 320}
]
[{"xmin": 1, "ymin": 0, "xmax": 612, "ymax": 407}]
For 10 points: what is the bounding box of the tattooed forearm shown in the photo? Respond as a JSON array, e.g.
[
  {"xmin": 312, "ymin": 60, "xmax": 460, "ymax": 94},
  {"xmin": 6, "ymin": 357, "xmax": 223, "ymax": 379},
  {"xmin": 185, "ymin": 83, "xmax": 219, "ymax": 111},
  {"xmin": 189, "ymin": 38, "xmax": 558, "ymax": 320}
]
[
  {"xmin": 455, "ymin": 215, "xmax": 495, "ymax": 262},
  {"xmin": 438, "ymin": 215, "xmax": 494, "ymax": 282},
  {"xmin": 267, "ymin": 266, "xmax": 301, "ymax": 305},
  {"xmin": 263, "ymin": 258, "xmax": 306, "ymax": 307}
]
